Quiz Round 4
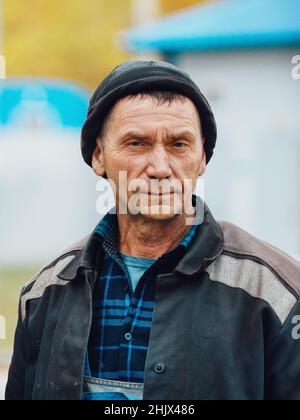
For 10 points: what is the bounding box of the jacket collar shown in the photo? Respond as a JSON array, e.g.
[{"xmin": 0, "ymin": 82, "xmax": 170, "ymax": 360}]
[
  {"xmin": 58, "ymin": 195, "xmax": 224, "ymax": 281},
  {"xmin": 57, "ymin": 233, "xmax": 103, "ymax": 281},
  {"xmin": 174, "ymin": 198, "xmax": 224, "ymax": 276}
]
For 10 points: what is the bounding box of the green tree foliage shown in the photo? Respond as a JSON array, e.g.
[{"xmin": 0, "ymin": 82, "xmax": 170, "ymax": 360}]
[
  {"xmin": 3, "ymin": 0, "xmax": 133, "ymax": 89},
  {"xmin": 3, "ymin": 0, "xmax": 208, "ymax": 89},
  {"xmin": 161, "ymin": 0, "xmax": 207, "ymax": 15}
]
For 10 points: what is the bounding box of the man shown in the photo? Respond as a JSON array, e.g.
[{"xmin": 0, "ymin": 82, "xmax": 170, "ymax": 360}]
[{"xmin": 6, "ymin": 60, "xmax": 300, "ymax": 400}]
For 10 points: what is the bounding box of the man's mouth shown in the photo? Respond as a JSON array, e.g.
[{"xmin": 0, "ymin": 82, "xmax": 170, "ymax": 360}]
[{"xmin": 140, "ymin": 192, "xmax": 175, "ymax": 196}]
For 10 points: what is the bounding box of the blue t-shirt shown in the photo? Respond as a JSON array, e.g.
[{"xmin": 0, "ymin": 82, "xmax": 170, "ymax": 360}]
[{"xmin": 120, "ymin": 253, "xmax": 156, "ymax": 293}]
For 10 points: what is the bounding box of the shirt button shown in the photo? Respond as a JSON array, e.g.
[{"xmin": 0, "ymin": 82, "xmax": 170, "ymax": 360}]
[
  {"xmin": 154, "ymin": 361, "xmax": 166, "ymax": 374},
  {"xmin": 125, "ymin": 332, "xmax": 132, "ymax": 341}
]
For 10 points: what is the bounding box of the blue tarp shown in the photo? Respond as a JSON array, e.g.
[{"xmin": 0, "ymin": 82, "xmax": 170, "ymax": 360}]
[{"xmin": 122, "ymin": 0, "xmax": 300, "ymax": 53}]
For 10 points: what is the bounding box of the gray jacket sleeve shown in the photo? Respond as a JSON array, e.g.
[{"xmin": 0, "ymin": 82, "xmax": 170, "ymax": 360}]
[{"xmin": 265, "ymin": 299, "xmax": 300, "ymax": 400}]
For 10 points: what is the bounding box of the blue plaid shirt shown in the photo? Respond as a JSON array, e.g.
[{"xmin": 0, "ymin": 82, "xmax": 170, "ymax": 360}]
[{"xmin": 87, "ymin": 210, "xmax": 199, "ymax": 383}]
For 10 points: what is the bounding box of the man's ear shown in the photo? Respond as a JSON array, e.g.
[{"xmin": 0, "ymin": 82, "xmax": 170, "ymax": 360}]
[
  {"xmin": 199, "ymin": 138, "xmax": 207, "ymax": 177},
  {"xmin": 92, "ymin": 137, "xmax": 106, "ymax": 177}
]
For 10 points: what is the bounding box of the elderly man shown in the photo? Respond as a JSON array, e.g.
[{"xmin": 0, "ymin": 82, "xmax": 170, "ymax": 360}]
[{"xmin": 6, "ymin": 61, "xmax": 300, "ymax": 400}]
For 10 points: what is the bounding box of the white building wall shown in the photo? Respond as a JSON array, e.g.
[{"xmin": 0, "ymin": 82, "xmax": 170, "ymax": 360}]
[
  {"xmin": 0, "ymin": 129, "xmax": 104, "ymax": 266},
  {"xmin": 178, "ymin": 48, "xmax": 300, "ymax": 258}
]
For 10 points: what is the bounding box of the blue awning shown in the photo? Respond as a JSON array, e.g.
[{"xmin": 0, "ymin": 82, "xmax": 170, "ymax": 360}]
[
  {"xmin": 0, "ymin": 78, "xmax": 89, "ymax": 129},
  {"xmin": 122, "ymin": 0, "xmax": 300, "ymax": 53}
]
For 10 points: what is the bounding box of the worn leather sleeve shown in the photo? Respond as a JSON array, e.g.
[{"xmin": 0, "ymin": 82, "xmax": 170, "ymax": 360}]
[
  {"xmin": 265, "ymin": 299, "xmax": 300, "ymax": 400},
  {"xmin": 5, "ymin": 297, "xmax": 26, "ymax": 401}
]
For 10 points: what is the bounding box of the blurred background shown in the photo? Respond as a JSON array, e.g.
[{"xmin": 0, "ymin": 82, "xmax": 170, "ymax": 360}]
[{"xmin": 0, "ymin": 0, "xmax": 300, "ymax": 399}]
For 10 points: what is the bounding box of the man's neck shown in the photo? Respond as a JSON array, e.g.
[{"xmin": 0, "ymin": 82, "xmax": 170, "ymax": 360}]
[{"xmin": 117, "ymin": 213, "xmax": 193, "ymax": 259}]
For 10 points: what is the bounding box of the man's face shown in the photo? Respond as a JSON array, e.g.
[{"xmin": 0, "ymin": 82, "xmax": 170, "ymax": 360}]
[{"xmin": 92, "ymin": 94, "xmax": 206, "ymax": 221}]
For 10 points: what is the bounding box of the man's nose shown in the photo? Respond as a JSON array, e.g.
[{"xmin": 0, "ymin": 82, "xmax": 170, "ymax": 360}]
[{"xmin": 145, "ymin": 146, "xmax": 173, "ymax": 179}]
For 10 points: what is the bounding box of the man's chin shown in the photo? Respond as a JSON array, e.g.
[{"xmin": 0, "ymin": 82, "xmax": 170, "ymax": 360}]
[
  {"xmin": 140, "ymin": 213, "xmax": 176, "ymax": 222},
  {"xmin": 136, "ymin": 204, "xmax": 182, "ymax": 221}
]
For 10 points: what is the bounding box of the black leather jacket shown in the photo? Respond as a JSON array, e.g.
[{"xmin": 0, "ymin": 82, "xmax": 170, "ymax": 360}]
[{"xmin": 6, "ymin": 200, "xmax": 300, "ymax": 400}]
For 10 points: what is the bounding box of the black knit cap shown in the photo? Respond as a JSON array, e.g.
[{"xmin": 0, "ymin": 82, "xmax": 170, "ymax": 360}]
[{"xmin": 81, "ymin": 60, "xmax": 217, "ymax": 167}]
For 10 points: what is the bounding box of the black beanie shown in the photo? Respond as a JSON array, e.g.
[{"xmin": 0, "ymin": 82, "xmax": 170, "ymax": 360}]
[{"xmin": 81, "ymin": 60, "xmax": 217, "ymax": 167}]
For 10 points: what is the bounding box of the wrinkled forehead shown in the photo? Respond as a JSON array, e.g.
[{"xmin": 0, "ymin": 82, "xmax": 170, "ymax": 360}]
[{"xmin": 109, "ymin": 94, "xmax": 202, "ymax": 133}]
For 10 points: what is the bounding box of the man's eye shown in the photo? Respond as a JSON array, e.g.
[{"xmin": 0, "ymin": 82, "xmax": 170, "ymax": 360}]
[
  {"xmin": 173, "ymin": 142, "xmax": 187, "ymax": 148},
  {"xmin": 128, "ymin": 141, "xmax": 142, "ymax": 147}
]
